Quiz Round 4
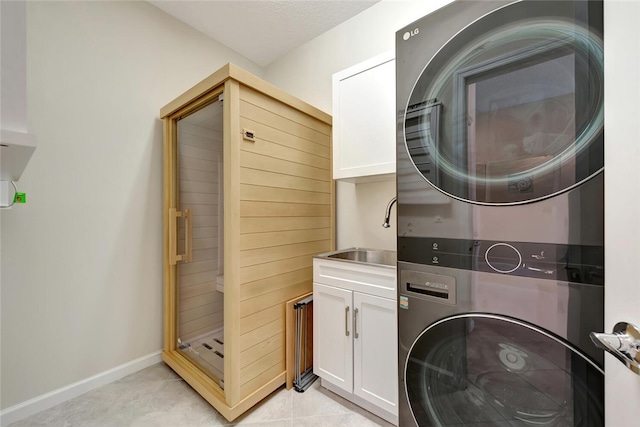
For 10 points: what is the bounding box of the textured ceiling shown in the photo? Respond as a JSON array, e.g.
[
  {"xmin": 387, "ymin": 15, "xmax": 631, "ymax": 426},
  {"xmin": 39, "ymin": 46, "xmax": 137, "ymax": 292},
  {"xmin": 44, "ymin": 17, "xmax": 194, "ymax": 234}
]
[{"xmin": 149, "ymin": 0, "xmax": 380, "ymax": 67}]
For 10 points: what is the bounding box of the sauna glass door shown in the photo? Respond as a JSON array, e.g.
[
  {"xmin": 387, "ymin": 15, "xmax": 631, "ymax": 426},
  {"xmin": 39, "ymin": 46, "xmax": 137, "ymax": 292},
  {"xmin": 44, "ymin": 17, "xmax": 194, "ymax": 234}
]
[{"xmin": 173, "ymin": 97, "xmax": 225, "ymax": 385}]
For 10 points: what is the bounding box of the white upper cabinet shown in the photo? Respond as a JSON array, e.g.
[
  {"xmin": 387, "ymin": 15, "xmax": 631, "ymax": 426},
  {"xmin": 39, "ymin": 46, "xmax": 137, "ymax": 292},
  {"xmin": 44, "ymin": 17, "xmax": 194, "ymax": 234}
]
[
  {"xmin": 332, "ymin": 52, "xmax": 396, "ymax": 181},
  {"xmin": 1, "ymin": 2, "xmax": 37, "ymax": 182}
]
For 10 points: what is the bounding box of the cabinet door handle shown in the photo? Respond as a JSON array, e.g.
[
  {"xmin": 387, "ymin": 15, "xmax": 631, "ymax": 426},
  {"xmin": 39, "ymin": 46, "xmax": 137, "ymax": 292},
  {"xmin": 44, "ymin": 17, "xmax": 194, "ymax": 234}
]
[
  {"xmin": 354, "ymin": 308, "xmax": 359, "ymax": 339},
  {"xmin": 345, "ymin": 306, "xmax": 350, "ymax": 337},
  {"xmin": 169, "ymin": 208, "xmax": 192, "ymax": 265}
]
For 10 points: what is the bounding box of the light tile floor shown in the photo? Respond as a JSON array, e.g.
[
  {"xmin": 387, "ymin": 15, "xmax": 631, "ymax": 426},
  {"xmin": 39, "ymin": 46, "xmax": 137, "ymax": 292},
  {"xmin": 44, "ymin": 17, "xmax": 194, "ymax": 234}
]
[{"xmin": 9, "ymin": 363, "xmax": 395, "ymax": 426}]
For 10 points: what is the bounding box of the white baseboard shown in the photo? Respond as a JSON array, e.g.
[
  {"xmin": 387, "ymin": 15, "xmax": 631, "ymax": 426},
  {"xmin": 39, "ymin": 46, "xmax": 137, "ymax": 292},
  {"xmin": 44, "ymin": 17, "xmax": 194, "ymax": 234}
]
[{"xmin": 0, "ymin": 350, "xmax": 162, "ymax": 427}]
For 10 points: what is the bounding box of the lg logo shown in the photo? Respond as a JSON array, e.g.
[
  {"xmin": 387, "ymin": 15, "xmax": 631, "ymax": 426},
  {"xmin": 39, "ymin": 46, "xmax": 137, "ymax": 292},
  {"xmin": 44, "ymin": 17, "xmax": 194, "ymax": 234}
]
[{"xmin": 402, "ymin": 28, "xmax": 419, "ymax": 41}]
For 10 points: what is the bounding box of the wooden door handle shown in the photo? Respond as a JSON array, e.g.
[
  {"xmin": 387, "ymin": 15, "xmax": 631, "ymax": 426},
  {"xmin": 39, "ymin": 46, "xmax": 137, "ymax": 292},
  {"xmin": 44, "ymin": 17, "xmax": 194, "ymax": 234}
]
[{"xmin": 169, "ymin": 208, "xmax": 192, "ymax": 265}]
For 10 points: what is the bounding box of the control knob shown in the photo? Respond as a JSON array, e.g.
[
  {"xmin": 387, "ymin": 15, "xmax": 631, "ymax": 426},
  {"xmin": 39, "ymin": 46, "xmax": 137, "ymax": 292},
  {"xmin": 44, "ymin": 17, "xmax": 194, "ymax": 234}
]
[{"xmin": 485, "ymin": 243, "xmax": 522, "ymax": 273}]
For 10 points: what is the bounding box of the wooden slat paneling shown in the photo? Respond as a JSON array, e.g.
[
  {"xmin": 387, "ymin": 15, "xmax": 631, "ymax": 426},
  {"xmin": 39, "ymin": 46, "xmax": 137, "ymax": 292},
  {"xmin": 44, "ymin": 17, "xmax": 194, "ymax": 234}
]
[
  {"xmin": 182, "ymin": 318, "xmax": 224, "ymax": 341},
  {"xmin": 239, "ymin": 346, "xmax": 285, "ymax": 385},
  {"xmin": 240, "ymin": 281, "xmax": 310, "ymax": 321},
  {"xmin": 239, "ymin": 318, "xmax": 284, "ymax": 352},
  {"xmin": 235, "ymin": 86, "xmax": 331, "ymax": 399},
  {"xmin": 240, "ymin": 118, "xmax": 330, "ymax": 159},
  {"xmin": 239, "ymin": 240, "xmax": 330, "ymax": 267},
  {"xmin": 179, "ymin": 270, "xmax": 217, "ymax": 288},
  {"xmin": 240, "ymin": 333, "xmax": 284, "ymax": 369},
  {"xmin": 180, "ymin": 292, "xmax": 222, "ymax": 312},
  {"xmin": 240, "ymin": 168, "xmax": 331, "ymax": 194},
  {"xmin": 239, "ymin": 256, "xmax": 312, "ymax": 284},
  {"xmin": 239, "ymin": 304, "xmax": 284, "ymax": 335},
  {"xmin": 240, "ymin": 360, "xmax": 286, "ymax": 398},
  {"xmin": 190, "ymin": 248, "xmax": 216, "ymax": 262},
  {"xmin": 180, "ymin": 144, "xmax": 220, "ymax": 162},
  {"xmin": 240, "ymin": 184, "xmax": 331, "ymax": 205},
  {"xmin": 183, "ymin": 323, "xmax": 225, "ymax": 342},
  {"xmin": 240, "ymin": 151, "xmax": 328, "ymax": 181},
  {"xmin": 180, "ymin": 180, "xmax": 218, "ymax": 195},
  {"xmin": 180, "ymin": 192, "xmax": 218, "ymax": 205},
  {"xmin": 240, "ymin": 201, "xmax": 331, "ymax": 218},
  {"xmin": 179, "ymin": 259, "xmax": 219, "ymax": 276},
  {"xmin": 180, "ymin": 281, "xmax": 216, "ymax": 300},
  {"xmin": 240, "ymin": 137, "xmax": 330, "ymax": 170},
  {"xmin": 241, "ymin": 101, "xmax": 329, "ymax": 146},
  {"xmin": 240, "ymin": 267, "xmax": 313, "ymax": 301},
  {"xmin": 239, "ymin": 363, "xmax": 286, "ymax": 399},
  {"xmin": 185, "ymin": 204, "xmax": 219, "ymax": 217},
  {"xmin": 239, "ymin": 229, "xmax": 330, "ymax": 251},
  {"xmin": 180, "ymin": 301, "xmax": 223, "ymax": 324},
  {"xmin": 180, "ymin": 302, "xmax": 220, "ymax": 324},
  {"xmin": 190, "ymin": 215, "xmax": 218, "ymax": 228},
  {"xmin": 178, "ymin": 226, "xmax": 217, "ymax": 240},
  {"xmin": 240, "ymin": 217, "xmax": 331, "ymax": 234},
  {"xmin": 181, "ymin": 157, "xmax": 219, "ymax": 173},
  {"xmin": 240, "ymin": 86, "xmax": 331, "ymax": 137},
  {"xmin": 177, "ymin": 121, "xmax": 223, "ymax": 146}
]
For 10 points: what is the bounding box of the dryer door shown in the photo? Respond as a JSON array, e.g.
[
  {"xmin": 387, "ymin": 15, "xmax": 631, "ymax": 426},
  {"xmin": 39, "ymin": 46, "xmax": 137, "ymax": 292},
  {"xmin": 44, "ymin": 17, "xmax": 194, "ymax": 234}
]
[
  {"xmin": 404, "ymin": 0, "xmax": 604, "ymax": 205},
  {"xmin": 404, "ymin": 314, "xmax": 603, "ymax": 426}
]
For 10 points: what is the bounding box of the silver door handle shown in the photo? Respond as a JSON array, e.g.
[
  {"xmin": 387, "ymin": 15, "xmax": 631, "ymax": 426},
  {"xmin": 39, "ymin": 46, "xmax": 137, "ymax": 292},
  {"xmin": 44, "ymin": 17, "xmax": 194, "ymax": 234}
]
[
  {"xmin": 590, "ymin": 322, "xmax": 640, "ymax": 375},
  {"xmin": 345, "ymin": 306, "xmax": 350, "ymax": 337},
  {"xmin": 354, "ymin": 308, "xmax": 359, "ymax": 339}
]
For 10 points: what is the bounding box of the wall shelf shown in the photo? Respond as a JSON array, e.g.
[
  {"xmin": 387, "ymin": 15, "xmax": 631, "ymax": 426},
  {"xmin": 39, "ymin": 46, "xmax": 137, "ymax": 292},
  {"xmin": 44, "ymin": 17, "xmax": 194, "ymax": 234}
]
[{"xmin": 1, "ymin": 129, "xmax": 37, "ymax": 181}]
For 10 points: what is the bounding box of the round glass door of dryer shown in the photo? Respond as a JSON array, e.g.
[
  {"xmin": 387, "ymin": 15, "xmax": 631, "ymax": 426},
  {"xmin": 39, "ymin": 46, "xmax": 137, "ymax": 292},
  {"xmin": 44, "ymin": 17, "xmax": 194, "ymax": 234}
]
[
  {"xmin": 404, "ymin": 314, "xmax": 603, "ymax": 426},
  {"xmin": 403, "ymin": 0, "xmax": 604, "ymax": 205}
]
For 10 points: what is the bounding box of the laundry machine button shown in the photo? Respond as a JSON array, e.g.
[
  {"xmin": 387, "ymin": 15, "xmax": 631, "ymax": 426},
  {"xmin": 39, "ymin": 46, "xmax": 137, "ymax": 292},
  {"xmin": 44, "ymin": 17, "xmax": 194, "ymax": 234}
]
[{"xmin": 485, "ymin": 243, "xmax": 522, "ymax": 274}]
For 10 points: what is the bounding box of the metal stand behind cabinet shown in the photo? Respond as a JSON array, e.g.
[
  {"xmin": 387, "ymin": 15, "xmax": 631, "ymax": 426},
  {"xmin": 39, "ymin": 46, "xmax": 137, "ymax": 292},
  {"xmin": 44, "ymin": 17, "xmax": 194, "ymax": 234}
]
[{"xmin": 161, "ymin": 63, "xmax": 334, "ymax": 421}]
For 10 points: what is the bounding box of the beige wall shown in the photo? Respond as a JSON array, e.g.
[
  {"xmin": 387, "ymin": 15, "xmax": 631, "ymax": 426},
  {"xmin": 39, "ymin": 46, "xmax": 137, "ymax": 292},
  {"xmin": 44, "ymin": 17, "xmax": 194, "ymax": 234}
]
[
  {"xmin": 0, "ymin": 0, "xmax": 262, "ymax": 410},
  {"xmin": 264, "ymin": 0, "xmax": 454, "ymax": 251}
]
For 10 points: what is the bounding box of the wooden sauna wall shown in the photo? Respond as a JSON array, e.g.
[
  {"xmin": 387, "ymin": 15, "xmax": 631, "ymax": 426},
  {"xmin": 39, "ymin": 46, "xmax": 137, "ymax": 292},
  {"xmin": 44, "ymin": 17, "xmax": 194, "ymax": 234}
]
[
  {"xmin": 177, "ymin": 108, "xmax": 224, "ymax": 342},
  {"xmin": 235, "ymin": 85, "xmax": 333, "ymax": 399}
]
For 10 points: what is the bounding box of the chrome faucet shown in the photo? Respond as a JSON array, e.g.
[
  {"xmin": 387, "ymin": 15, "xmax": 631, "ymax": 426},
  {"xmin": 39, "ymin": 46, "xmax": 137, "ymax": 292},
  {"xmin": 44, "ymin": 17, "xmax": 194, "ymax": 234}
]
[{"xmin": 382, "ymin": 196, "xmax": 397, "ymax": 228}]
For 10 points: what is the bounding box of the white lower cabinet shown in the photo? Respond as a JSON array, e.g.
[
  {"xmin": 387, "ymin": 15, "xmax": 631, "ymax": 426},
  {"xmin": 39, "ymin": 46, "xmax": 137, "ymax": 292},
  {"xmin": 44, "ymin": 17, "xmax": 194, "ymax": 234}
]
[
  {"xmin": 313, "ymin": 283, "xmax": 353, "ymax": 391},
  {"xmin": 313, "ymin": 257, "xmax": 398, "ymax": 425},
  {"xmin": 353, "ymin": 292, "xmax": 398, "ymax": 416}
]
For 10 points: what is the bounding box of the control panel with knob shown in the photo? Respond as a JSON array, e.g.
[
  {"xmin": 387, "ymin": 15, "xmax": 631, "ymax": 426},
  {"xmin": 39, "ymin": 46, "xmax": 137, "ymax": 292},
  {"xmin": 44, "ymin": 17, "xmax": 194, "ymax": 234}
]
[{"xmin": 397, "ymin": 236, "xmax": 604, "ymax": 285}]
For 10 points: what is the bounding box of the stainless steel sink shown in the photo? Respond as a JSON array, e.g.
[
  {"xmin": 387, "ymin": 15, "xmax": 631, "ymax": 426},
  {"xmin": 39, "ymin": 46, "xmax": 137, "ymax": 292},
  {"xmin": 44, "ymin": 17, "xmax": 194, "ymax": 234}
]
[{"xmin": 316, "ymin": 248, "xmax": 397, "ymax": 267}]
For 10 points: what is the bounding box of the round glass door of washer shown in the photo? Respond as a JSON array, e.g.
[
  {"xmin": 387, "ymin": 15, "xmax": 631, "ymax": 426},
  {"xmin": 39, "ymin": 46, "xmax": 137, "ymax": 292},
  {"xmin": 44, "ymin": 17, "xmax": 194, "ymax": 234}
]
[
  {"xmin": 404, "ymin": 315, "xmax": 604, "ymax": 426},
  {"xmin": 404, "ymin": 0, "xmax": 604, "ymax": 205}
]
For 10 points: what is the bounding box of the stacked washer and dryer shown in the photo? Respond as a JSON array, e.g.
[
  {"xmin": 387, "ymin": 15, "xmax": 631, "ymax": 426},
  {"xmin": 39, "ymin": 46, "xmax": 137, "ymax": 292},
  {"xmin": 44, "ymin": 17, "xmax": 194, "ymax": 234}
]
[{"xmin": 395, "ymin": 1, "xmax": 605, "ymax": 426}]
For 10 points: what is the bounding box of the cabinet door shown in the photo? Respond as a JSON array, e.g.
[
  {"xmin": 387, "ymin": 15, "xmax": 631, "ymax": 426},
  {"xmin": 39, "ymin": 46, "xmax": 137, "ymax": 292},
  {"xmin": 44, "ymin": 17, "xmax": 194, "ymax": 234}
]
[
  {"xmin": 333, "ymin": 52, "xmax": 396, "ymax": 180},
  {"xmin": 353, "ymin": 292, "xmax": 398, "ymax": 416},
  {"xmin": 313, "ymin": 283, "xmax": 353, "ymax": 393}
]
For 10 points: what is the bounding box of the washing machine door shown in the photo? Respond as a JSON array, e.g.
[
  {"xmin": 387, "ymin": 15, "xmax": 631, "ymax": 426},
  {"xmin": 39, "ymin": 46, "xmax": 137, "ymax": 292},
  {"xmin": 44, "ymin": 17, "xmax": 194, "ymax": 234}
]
[
  {"xmin": 404, "ymin": 314, "xmax": 603, "ymax": 426},
  {"xmin": 404, "ymin": 0, "xmax": 603, "ymax": 205}
]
